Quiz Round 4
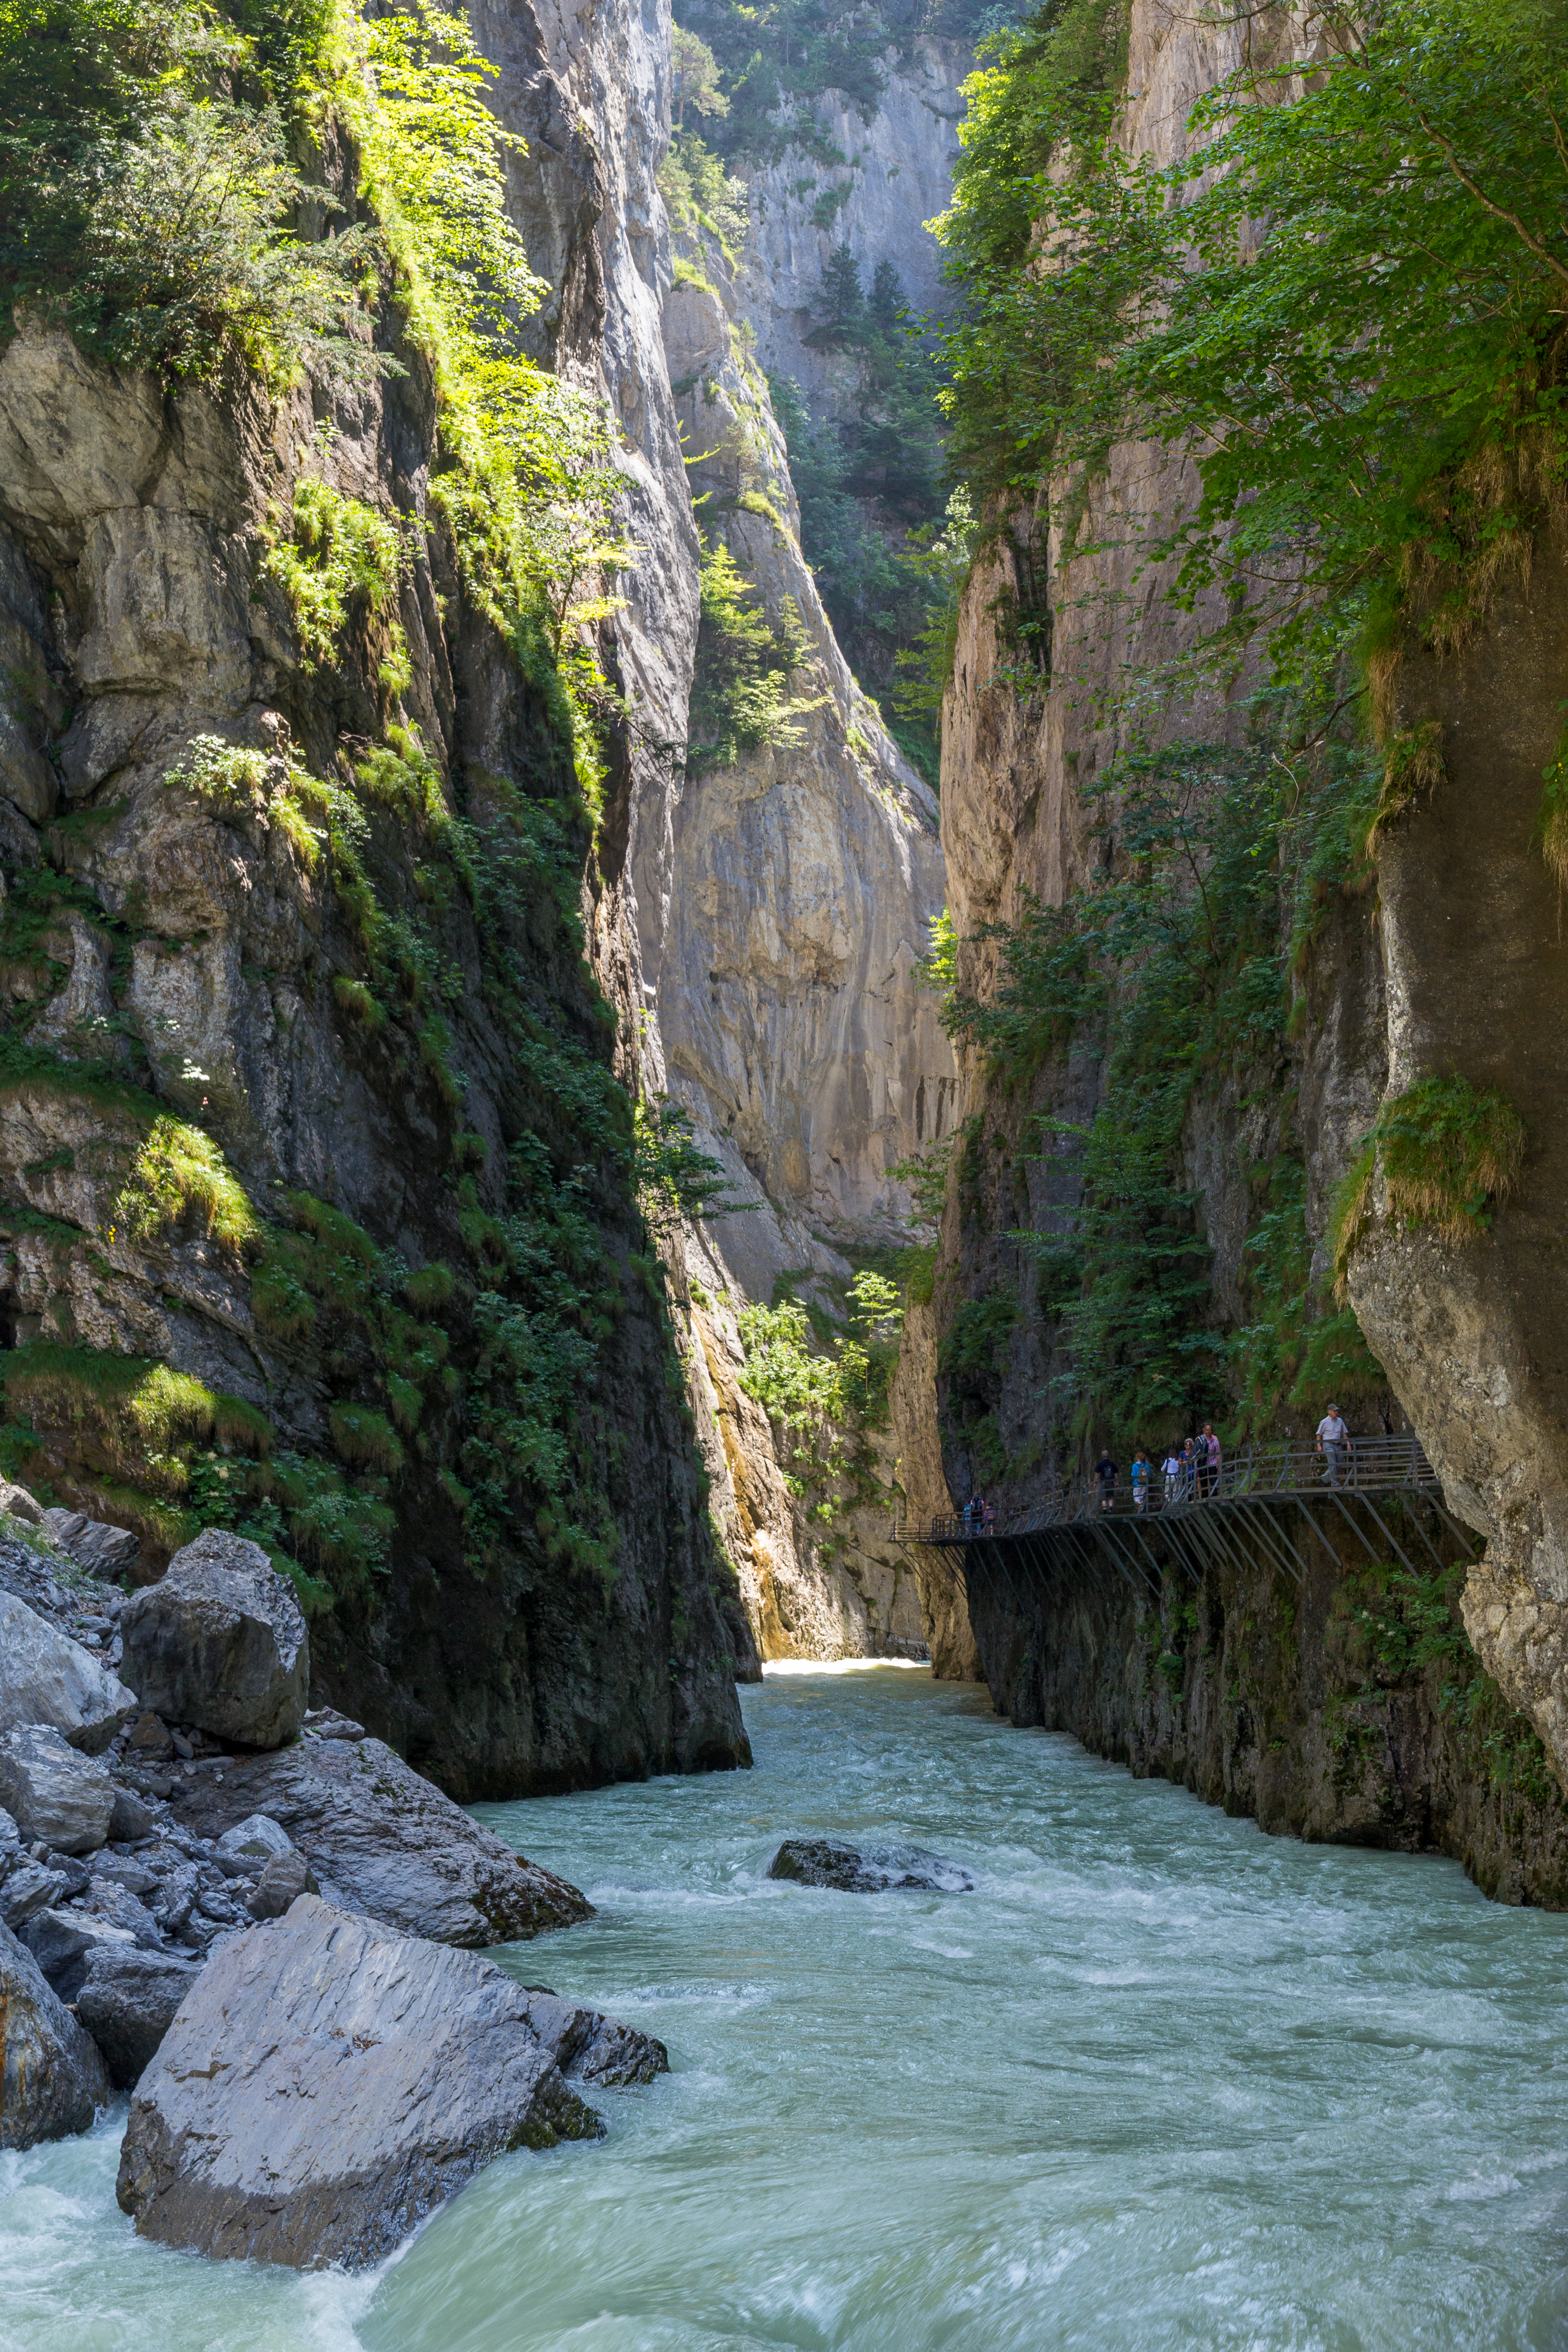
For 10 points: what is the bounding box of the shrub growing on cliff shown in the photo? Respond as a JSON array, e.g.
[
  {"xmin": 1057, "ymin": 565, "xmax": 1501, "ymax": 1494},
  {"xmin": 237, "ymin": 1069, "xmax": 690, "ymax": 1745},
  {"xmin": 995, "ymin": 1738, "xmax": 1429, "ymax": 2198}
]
[
  {"xmin": 687, "ymin": 537, "xmax": 820, "ymax": 772},
  {"xmin": 1332, "ymin": 1075, "xmax": 1527, "ymax": 1289}
]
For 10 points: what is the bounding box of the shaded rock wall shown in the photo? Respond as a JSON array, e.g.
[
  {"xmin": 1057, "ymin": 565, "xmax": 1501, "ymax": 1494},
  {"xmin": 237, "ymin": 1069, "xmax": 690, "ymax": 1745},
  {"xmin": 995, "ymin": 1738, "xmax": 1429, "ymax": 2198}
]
[
  {"xmin": 963, "ymin": 1507, "xmax": 1568, "ymax": 1909},
  {"xmin": 0, "ymin": 0, "xmax": 755, "ymax": 1795}
]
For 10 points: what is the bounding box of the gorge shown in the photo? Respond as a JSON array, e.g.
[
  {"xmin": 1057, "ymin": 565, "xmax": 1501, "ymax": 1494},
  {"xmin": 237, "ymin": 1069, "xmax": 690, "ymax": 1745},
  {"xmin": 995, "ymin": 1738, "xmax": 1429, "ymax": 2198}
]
[{"xmin": 3, "ymin": 0, "xmax": 1568, "ymax": 2333}]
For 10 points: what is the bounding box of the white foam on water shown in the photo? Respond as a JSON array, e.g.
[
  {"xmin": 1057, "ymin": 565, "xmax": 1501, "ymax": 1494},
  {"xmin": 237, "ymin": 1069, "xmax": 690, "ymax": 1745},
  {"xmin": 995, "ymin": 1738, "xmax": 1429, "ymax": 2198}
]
[{"xmin": 8, "ymin": 1669, "xmax": 1568, "ymax": 2350}]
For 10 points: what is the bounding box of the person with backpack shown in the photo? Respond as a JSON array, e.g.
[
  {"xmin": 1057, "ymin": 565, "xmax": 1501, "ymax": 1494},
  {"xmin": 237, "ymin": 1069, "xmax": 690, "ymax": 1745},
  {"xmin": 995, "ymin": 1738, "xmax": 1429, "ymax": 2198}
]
[
  {"xmin": 1094, "ymin": 1450, "xmax": 1119, "ymax": 1512},
  {"xmin": 1131, "ymin": 1450, "xmax": 1151, "ymax": 1513}
]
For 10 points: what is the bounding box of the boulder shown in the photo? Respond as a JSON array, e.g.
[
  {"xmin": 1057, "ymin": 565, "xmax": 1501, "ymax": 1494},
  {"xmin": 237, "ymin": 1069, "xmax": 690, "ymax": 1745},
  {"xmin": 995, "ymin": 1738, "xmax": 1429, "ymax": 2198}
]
[
  {"xmin": 90, "ymin": 1851, "xmax": 161, "ymax": 1897},
  {"xmin": 125, "ymin": 1710, "xmax": 174, "ymax": 1761},
  {"xmin": 246, "ymin": 1848, "xmax": 320, "ymax": 1919},
  {"xmin": 1, "ymin": 1859, "xmax": 68, "ymax": 1929},
  {"xmin": 0, "ymin": 1479, "xmax": 44, "ymax": 1526},
  {"xmin": 0, "ymin": 1586, "xmax": 139, "ymax": 1752},
  {"xmin": 168, "ymin": 1733, "xmax": 593, "ymax": 1947},
  {"xmin": 117, "ymin": 1896, "xmax": 606, "ymax": 2269},
  {"xmin": 765, "ymin": 1837, "xmax": 975, "ymax": 1894},
  {"xmin": 119, "ymin": 1530, "xmax": 308, "ymax": 1749},
  {"xmin": 108, "ymin": 1786, "xmax": 155, "ymax": 1842},
  {"xmin": 516, "ymin": 1988, "xmax": 668, "ymax": 2087},
  {"xmin": 41, "ymin": 1507, "xmax": 140, "ymax": 1579},
  {"xmin": 76, "ymin": 1945, "xmax": 201, "ymax": 2090},
  {"xmin": 215, "ymin": 1811, "xmax": 294, "ymax": 1864},
  {"xmin": 0, "ymin": 1723, "xmax": 116, "ymax": 1852},
  {"xmin": 302, "ymin": 1705, "xmax": 365, "ymax": 1740},
  {"xmin": 22, "ymin": 1904, "xmax": 141, "ymax": 1999},
  {"xmin": 0, "ymin": 1918, "xmax": 110, "ymax": 2146}
]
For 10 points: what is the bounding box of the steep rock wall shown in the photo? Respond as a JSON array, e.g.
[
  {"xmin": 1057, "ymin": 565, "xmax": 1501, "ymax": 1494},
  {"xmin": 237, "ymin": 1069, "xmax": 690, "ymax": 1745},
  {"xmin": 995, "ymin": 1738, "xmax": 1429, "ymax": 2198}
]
[
  {"xmin": 1346, "ymin": 509, "xmax": 1568, "ymax": 1780},
  {"xmin": 650, "ymin": 230, "xmax": 951, "ymax": 1659},
  {"xmin": 962, "ymin": 1507, "xmax": 1568, "ymax": 1909},
  {"xmin": 0, "ymin": 0, "xmax": 756, "ymax": 1794}
]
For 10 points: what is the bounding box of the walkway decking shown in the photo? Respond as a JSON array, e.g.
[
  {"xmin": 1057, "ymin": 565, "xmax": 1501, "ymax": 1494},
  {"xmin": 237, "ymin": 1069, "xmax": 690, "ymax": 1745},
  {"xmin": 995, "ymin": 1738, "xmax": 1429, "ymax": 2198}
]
[{"xmin": 904, "ymin": 1436, "xmax": 1477, "ymax": 1596}]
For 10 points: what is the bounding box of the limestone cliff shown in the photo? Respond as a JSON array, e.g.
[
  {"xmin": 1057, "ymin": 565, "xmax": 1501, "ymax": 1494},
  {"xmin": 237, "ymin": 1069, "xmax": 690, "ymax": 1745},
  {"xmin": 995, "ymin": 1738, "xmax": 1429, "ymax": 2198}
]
[
  {"xmin": 920, "ymin": 0, "xmax": 1568, "ymax": 1892},
  {"xmin": 0, "ymin": 0, "xmax": 756, "ymax": 1796}
]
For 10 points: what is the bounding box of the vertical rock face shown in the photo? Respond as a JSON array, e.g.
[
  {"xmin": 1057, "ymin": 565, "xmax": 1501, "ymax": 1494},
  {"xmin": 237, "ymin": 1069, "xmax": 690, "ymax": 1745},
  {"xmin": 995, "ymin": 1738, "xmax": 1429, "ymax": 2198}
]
[
  {"xmin": 0, "ymin": 0, "xmax": 753, "ymax": 1793},
  {"xmin": 1345, "ymin": 517, "xmax": 1568, "ymax": 1780},
  {"xmin": 739, "ymin": 41, "xmax": 972, "ymax": 405}
]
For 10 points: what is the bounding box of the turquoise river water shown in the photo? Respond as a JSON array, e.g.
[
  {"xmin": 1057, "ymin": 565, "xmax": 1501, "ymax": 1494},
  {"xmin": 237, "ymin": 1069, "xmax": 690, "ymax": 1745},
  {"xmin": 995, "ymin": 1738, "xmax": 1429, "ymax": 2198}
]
[{"xmin": 5, "ymin": 1662, "xmax": 1568, "ymax": 2350}]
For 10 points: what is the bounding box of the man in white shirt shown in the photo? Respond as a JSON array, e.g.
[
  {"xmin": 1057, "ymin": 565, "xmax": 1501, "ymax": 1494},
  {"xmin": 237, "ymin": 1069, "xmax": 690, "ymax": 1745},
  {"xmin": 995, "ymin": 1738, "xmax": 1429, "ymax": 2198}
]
[
  {"xmin": 1162, "ymin": 1449, "xmax": 1182, "ymax": 1506},
  {"xmin": 1317, "ymin": 1405, "xmax": 1349, "ymax": 1488}
]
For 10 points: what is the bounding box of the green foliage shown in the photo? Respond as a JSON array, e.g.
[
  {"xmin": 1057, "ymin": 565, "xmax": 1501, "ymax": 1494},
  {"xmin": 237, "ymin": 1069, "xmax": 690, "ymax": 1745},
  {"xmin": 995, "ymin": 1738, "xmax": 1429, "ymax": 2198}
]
[
  {"xmin": 633, "ymin": 1095, "xmax": 751, "ymax": 1235},
  {"xmin": 0, "ymin": 0, "xmax": 375, "ymax": 381},
  {"xmin": 767, "ymin": 252, "xmax": 954, "ymax": 765},
  {"xmin": 1340, "ymin": 1555, "xmax": 1565, "ymax": 1812},
  {"xmin": 112, "ymin": 1114, "xmax": 262, "ymax": 1256},
  {"xmin": 1333, "ymin": 1076, "xmax": 1527, "ymax": 1288},
  {"xmin": 937, "ymin": 0, "xmax": 1568, "ymax": 693},
  {"xmin": 264, "ymin": 478, "xmax": 408, "ymax": 682},
  {"xmin": 659, "ymin": 130, "xmax": 748, "ymax": 261},
  {"xmin": 737, "ymin": 1294, "xmax": 866, "ymax": 1514},
  {"xmin": 940, "ymin": 738, "xmax": 1387, "ymax": 1443},
  {"xmin": 688, "ymin": 536, "xmax": 820, "ymax": 772}
]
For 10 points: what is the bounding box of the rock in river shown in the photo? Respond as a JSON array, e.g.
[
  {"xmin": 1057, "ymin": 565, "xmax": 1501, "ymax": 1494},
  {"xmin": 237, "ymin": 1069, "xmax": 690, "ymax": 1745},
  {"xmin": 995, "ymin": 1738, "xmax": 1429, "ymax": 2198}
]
[
  {"xmin": 119, "ymin": 1530, "xmax": 308, "ymax": 1749},
  {"xmin": 766, "ymin": 1837, "xmax": 975, "ymax": 1893},
  {"xmin": 0, "ymin": 1918, "xmax": 109, "ymax": 2147},
  {"xmin": 168, "ymin": 1731, "xmax": 592, "ymax": 1946},
  {"xmin": 0, "ymin": 1587, "xmax": 138, "ymax": 1753},
  {"xmin": 117, "ymin": 1896, "xmax": 607, "ymax": 2269}
]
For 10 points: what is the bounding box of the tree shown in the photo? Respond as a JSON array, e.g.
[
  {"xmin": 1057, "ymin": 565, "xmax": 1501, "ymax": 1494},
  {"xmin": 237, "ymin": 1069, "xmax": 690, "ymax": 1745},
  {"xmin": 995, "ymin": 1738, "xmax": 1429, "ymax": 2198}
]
[{"xmin": 672, "ymin": 23, "xmax": 727, "ymax": 126}]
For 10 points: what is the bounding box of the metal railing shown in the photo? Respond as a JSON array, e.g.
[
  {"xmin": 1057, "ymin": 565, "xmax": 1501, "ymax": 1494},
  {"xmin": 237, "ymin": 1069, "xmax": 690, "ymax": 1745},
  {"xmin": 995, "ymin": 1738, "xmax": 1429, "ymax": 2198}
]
[{"xmin": 913, "ymin": 1434, "xmax": 1438, "ymax": 1545}]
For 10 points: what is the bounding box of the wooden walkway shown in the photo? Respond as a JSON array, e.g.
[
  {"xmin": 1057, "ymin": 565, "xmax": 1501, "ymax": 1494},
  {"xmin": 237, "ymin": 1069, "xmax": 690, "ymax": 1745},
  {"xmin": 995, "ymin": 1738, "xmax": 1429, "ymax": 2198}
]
[{"xmin": 904, "ymin": 1436, "xmax": 1478, "ymax": 1597}]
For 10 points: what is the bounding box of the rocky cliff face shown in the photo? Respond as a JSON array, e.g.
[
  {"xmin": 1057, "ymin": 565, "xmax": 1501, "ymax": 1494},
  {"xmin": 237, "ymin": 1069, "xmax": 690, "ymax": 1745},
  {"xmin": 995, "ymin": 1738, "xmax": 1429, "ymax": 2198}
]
[
  {"xmin": 0, "ymin": 0, "xmax": 757, "ymax": 1797},
  {"xmin": 923, "ymin": 0, "xmax": 1568, "ymax": 1890},
  {"xmin": 1346, "ymin": 495, "xmax": 1568, "ymax": 1781}
]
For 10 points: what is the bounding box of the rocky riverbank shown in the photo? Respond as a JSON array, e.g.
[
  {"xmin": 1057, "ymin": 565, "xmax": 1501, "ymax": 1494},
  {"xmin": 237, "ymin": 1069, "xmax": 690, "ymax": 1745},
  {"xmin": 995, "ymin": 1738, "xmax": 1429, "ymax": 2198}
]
[{"xmin": 0, "ymin": 1497, "xmax": 660, "ymax": 2267}]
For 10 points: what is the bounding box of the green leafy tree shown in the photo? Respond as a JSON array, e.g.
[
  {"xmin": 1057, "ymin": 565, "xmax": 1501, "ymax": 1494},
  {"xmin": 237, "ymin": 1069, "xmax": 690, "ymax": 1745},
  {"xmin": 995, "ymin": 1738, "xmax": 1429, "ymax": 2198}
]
[{"xmin": 687, "ymin": 537, "xmax": 821, "ymax": 771}]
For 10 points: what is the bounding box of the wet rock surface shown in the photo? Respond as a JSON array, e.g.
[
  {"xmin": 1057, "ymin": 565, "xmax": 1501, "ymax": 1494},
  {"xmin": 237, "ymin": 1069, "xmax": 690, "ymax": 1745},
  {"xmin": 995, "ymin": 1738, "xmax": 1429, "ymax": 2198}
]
[
  {"xmin": 165, "ymin": 1730, "xmax": 593, "ymax": 1946},
  {"xmin": 0, "ymin": 1917, "xmax": 110, "ymax": 2147},
  {"xmin": 119, "ymin": 1531, "xmax": 308, "ymax": 1750},
  {"xmin": 117, "ymin": 1897, "xmax": 608, "ymax": 2270},
  {"xmin": 515, "ymin": 1987, "xmax": 669, "ymax": 2088},
  {"xmin": 766, "ymin": 1837, "xmax": 975, "ymax": 1893}
]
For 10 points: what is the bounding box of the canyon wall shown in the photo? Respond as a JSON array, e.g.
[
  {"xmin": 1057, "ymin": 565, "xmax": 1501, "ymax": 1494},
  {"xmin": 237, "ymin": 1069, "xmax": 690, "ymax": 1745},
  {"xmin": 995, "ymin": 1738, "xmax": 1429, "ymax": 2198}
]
[
  {"xmin": 0, "ymin": 0, "xmax": 764, "ymax": 1800},
  {"xmin": 926, "ymin": 0, "xmax": 1568, "ymax": 1883}
]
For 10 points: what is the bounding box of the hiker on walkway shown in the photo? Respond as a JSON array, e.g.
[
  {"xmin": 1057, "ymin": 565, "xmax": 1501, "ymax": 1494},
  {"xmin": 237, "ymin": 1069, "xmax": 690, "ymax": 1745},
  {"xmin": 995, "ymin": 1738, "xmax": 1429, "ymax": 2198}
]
[
  {"xmin": 1181, "ymin": 1436, "xmax": 1200, "ymax": 1500},
  {"xmin": 1094, "ymin": 1450, "xmax": 1119, "ymax": 1512},
  {"xmin": 1162, "ymin": 1445, "xmax": 1183, "ymax": 1507},
  {"xmin": 1131, "ymin": 1451, "xmax": 1150, "ymax": 1513},
  {"xmin": 1202, "ymin": 1423, "xmax": 1222, "ymax": 1498},
  {"xmin": 965, "ymin": 1492, "xmax": 985, "ymax": 1534},
  {"xmin": 1317, "ymin": 1404, "xmax": 1350, "ymax": 1489}
]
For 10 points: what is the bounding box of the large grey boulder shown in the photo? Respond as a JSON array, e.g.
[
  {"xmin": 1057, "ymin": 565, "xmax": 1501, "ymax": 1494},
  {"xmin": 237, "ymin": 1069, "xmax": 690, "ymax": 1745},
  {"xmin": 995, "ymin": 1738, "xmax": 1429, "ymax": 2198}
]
[
  {"xmin": 0, "ymin": 1918, "xmax": 109, "ymax": 2147},
  {"xmin": 76, "ymin": 1945, "xmax": 201, "ymax": 2089},
  {"xmin": 120, "ymin": 1530, "xmax": 308, "ymax": 1748},
  {"xmin": 0, "ymin": 1587, "xmax": 138, "ymax": 1751},
  {"xmin": 766, "ymin": 1837, "xmax": 975, "ymax": 1893},
  {"xmin": 41, "ymin": 1507, "xmax": 140, "ymax": 1580},
  {"xmin": 0, "ymin": 1724, "xmax": 116, "ymax": 1852},
  {"xmin": 169, "ymin": 1733, "xmax": 592, "ymax": 1946},
  {"xmin": 117, "ymin": 1896, "xmax": 606, "ymax": 2269}
]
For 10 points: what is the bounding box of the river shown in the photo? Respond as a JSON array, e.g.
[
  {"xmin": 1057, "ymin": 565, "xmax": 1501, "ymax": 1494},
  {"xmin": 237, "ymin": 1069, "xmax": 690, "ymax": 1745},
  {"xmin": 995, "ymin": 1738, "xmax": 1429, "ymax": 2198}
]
[{"xmin": 5, "ymin": 1663, "xmax": 1568, "ymax": 2349}]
